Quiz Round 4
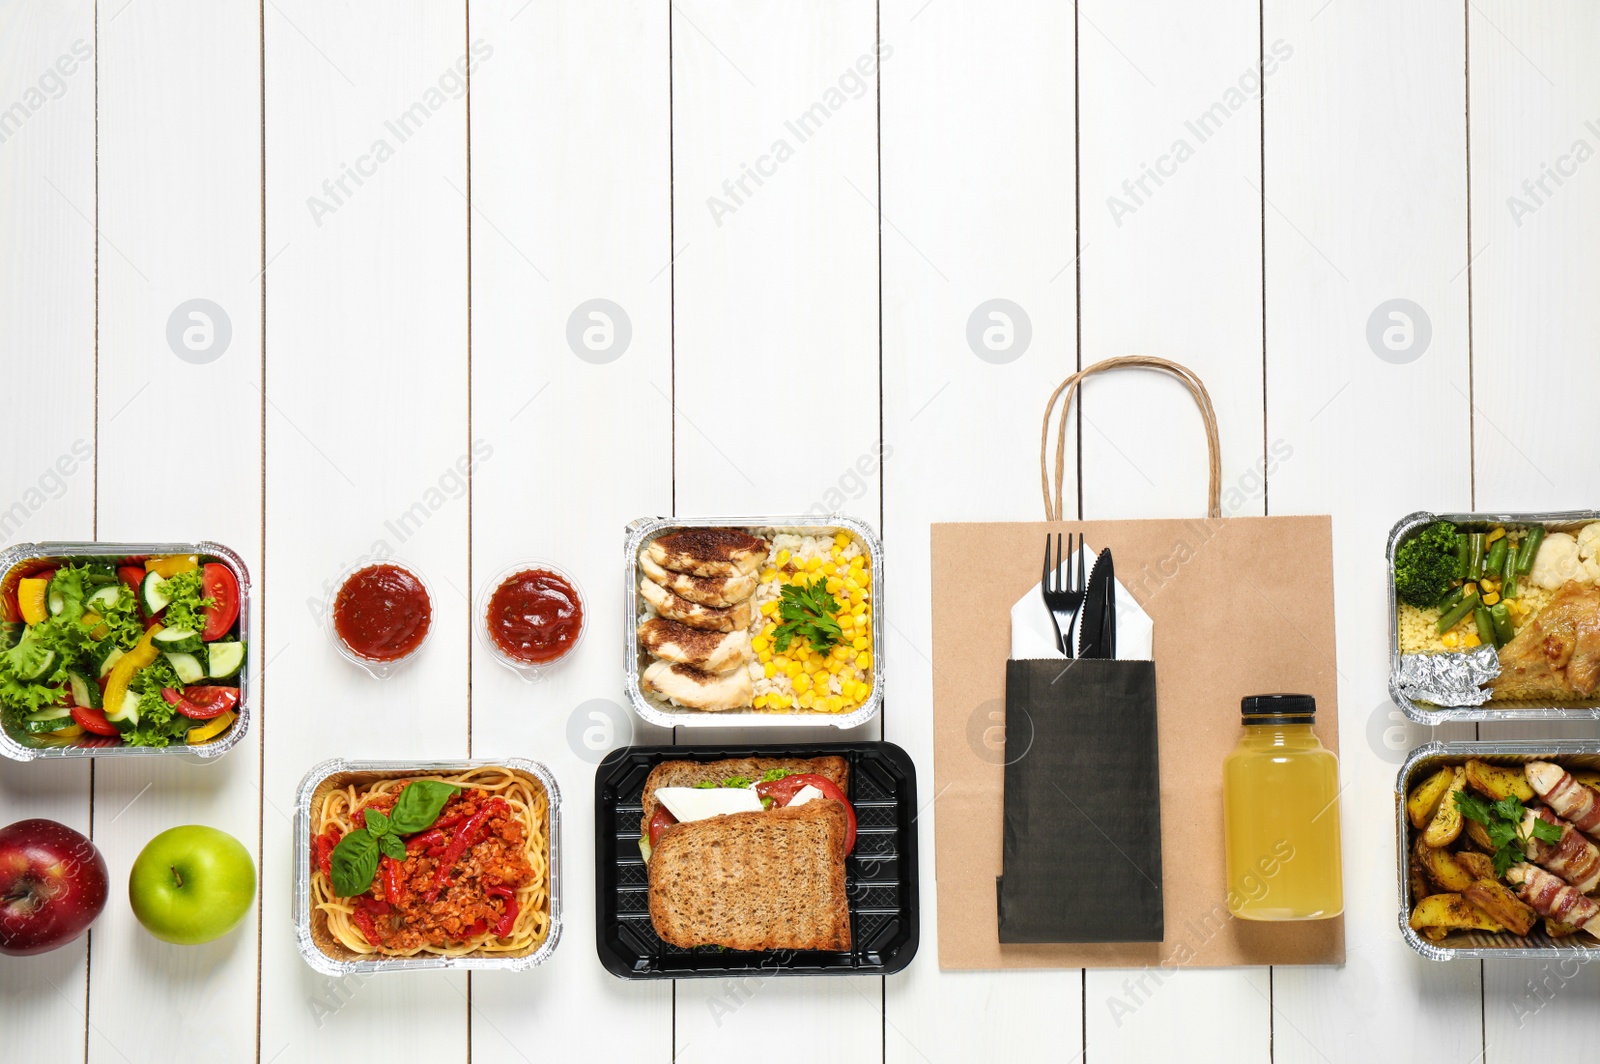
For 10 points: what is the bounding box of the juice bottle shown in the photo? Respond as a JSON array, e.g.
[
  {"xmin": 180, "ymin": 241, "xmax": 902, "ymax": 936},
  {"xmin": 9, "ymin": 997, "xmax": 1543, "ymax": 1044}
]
[{"xmin": 1222, "ymin": 694, "xmax": 1343, "ymax": 920}]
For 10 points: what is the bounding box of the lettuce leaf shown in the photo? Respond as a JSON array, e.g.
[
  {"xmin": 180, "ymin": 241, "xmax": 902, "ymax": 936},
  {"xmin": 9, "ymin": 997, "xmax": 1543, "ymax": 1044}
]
[
  {"xmin": 159, "ymin": 570, "xmax": 214, "ymax": 634},
  {"xmin": 0, "ymin": 617, "xmax": 94, "ymax": 721}
]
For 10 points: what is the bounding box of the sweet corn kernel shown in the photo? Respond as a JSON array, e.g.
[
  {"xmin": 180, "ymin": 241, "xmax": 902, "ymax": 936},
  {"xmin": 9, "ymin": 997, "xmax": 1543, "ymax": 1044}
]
[
  {"xmin": 849, "ymin": 590, "xmax": 865, "ymax": 605},
  {"xmin": 1464, "ymin": 581, "xmax": 1478, "ymax": 595},
  {"xmin": 1463, "ymin": 632, "xmax": 1481, "ymax": 648},
  {"xmin": 752, "ymin": 635, "xmax": 769, "ymax": 653},
  {"xmin": 1487, "ymin": 527, "xmax": 1506, "ymax": 543},
  {"xmin": 1482, "ymin": 591, "xmax": 1501, "ymax": 606},
  {"xmin": 776, "ymin": 549, "xmax": 791, "ymax": 566},
  {"xmin": 753, "ymin": 694, "xmax": 768, "ymax": 709},
  {"xmin": 1441, "ymin": 632, "xmax": 1459, "ymax": 648},
  {"xmin": 761, "ymin": 568, "xmax": 779, "ymax": 583},
  {"xmin": 805, "ymin": 557, "xmax": 822, "ymax": 572},
  {"xmin": 760, "ymin": 600, "xmax": 778, "ymax": 616},
  {"xmin": 829, "ymin": 645, "xmax": 849, "ymax": 661},
  {"xmin": 852, "ymin": 635, "xmax": 869, "ymax": 651},
  {"xmin": 838, "ymin": 613, "xmax": 855, "ymax": 630},
  {"xmin": 826, "ymin": 578, "xmax": 844, "ymax": 594},
  {"xmin": 826, "ymin": 695, "xmax": 842, "ymax": 713},
  {"xmin": 793, "ymin": 673, "xmax": 812, "ymax": 694},
  {"xmin": 844, "ymin": 576, "xmax": 861, "ymax": 592},
  {"xmin": 1481, "ymin": 578, "xmax": 1499, "ymax": 592},
  {"xmin": 774, "ymin": 654, "xmax": 791, "ymax": 669},
  {"xmin": 856, "ymin": 652, "xmax": 872, "ymax": 669},
  {"xmin": 770, "ymin": 693, "xmax": 790, "ymax": 710},
  {"xmin": 822, "ymin": 561, "xmax": 838, "ymax": 576},
  {"xmin": 763, "ymin": 622, "xmax": 778, "ymax": 637},
  {"xmin": 852, "ymin": 603, "xmax": 866, "ymax": 616},
  {"xmin": 834, "ymin": 532, "xmax": 851, "ymax": 548},
  {"xmin": 786, "ymin": 663, "xmax": 802, "ymax": 679},
  {"xmin": 764, "ymin": 662, "xmax": 778, "ymax": 679},
  {"xmin": 849, "ymin": 556, "xmax": 864, "ymax": 570},
  {"xmin": 798, "ymin": 691, "xmax": 815, "ymax": 710}
]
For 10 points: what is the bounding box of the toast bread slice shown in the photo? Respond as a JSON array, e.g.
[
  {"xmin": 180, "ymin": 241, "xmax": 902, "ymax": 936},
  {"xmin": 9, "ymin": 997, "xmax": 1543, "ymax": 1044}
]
[
  {"xmin": 647, "ymin": 800, "xmax": 852, "ymax": 951},
  {"xmin": 639, "ymin": 755, "xmax": 849, "ymax": 835}
]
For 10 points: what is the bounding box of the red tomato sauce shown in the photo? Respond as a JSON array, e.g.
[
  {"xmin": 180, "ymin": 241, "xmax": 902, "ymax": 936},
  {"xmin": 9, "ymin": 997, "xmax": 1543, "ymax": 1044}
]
[
  {"xmin": 333, "ymin": 564, "xmax": 432, "ymax": 662},
  {"xmin": 486, "ymin": 569, "xmax": 582, "ymax": 664}
]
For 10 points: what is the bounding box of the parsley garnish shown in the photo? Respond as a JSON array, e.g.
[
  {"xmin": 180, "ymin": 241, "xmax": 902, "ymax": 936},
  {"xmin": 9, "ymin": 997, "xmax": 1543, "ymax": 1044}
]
[
  {"xmin": 1453, "ymin": 790, "xmax": 1563, "ymax": 876},
  {"xmin": 772, "ymin": 578, "xmax": 844, "ymax": 654}
]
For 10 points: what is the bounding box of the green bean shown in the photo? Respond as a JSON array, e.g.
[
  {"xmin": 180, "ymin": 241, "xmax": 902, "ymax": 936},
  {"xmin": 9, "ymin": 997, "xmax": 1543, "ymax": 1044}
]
[
  {"xmin": 1437, "ymin": 591, "xmax": 1480, "ymax": 634},
  {"xmin": 1438, "ymin": 584, "xmax": 1468, "ymax": 613},
  {"xmin": 1490, "ymin": 603, "xmax": 1515, "ymax": 646},
  {"xmin": 1475, "ymin": 606, "xmax": 1497, "ymax": 647},
  {"xmin": 1468, "ymin": 532, "xmax": 1487, "ymax": 580},
  {"xmin": 1516, "ymin": 525, "xmax": 1546, "ymax": 574},
  {"xmin": 1501, "ymin": 542, "xmax": 1518, "ymax": 599},
  {"xmin": 1454, "ymin": 534, "xmax": 1471, "ymax": 580},
  {"xmin": 1485, "ymin": 536, "xmax": 1509, "ymax": 576}
]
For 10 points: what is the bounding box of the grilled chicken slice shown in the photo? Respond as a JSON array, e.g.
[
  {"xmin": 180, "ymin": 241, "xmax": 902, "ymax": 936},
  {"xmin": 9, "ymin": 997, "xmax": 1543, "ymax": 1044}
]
[
  {"xmin": 637, "ymin": 617, "xmax": 750, "ymax": 674},
  {"xmin": 646, "ymin": 528, "xmax": 768, "ymax": 578},
  {"xmin": 640, "ymin": 578, "xmax": 751, "ymax": 633},
  {"xmin": 640, "ymin": 555, "xmax": 757, "ymax": 608},
  {"xmin": 1489, "ymin": 581, "xmax": 1600, "ymax": 701},
  {"xmin": 1526, "ymin": 760, "xmax": 1600, "ymax": 834},
  {"xmin": 641, "ymin": 660, "xmax": 753, "ymax": 711}
]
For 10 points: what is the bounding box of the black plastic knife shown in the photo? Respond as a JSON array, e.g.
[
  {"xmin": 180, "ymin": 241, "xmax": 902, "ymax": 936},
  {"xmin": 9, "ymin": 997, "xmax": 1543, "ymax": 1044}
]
[{"xmin": 1077, "ymin": 547, "xmax": 1114, "ymax": 659}]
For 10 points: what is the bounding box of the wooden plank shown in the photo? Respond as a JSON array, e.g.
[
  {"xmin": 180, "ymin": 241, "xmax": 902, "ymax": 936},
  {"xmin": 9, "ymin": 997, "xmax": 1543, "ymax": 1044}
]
[
  {"xmin": 461, "ymin": 1, "xmax": 673, "ymax": 1058},
  {"xmin": 1467, "ymin": 2, "xmax": 1600, "ymax": 1050},
  {"xmin": 259, "ymin": 3, "xmax": 469, "ymax": 1059},
  {"xmin": 1075, "ymin": 0, "xmax": 1269, "ymax": 1056},
  {"xmin": 0, "ymin": 4, "xmax": 96, "ymax": 1059},
  {"xmin": 876, "ymin": 0, "xmax": 1085, "ymax": 1059},
  {"xmin": 667, "ymin": 2, "xmax": 884, "ymax": 1057},
  {"xmin": 87, "ymin": 2, "xmax": 262, "ymax": 1062},
  {"xmin": 1262, "ymin": 0, "xmax": 1485, "ymax": 1060}
]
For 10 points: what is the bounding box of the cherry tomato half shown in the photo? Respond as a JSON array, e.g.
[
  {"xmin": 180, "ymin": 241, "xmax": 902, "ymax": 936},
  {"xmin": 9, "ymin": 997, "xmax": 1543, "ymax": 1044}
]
[
  {"xmin": 647, "ymin": 806, "xmax": 679, "ymax": 848},
  {"xmin": 160, "ymin": 685, "xmax": 239, "ymax": 720},
  {"xmin": 70, "ymin": 704, "xmax": 120, "ymax": 737},
  {"xmin": 200, "ymin": 563, "xmax": 240, "ymax": 642},
  {"xmin": 757, "ymin": 773, "xmax": 857, "ymax": 854}
]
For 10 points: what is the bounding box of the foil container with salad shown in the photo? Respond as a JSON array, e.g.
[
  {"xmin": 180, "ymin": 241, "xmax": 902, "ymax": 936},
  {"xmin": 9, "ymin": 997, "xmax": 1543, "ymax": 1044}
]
[
  {"xmin": 1389, "ymin": 511, "xmax": 1600, "ymax": 722},
  {"xmin": 0, "ymin": 542, "xmax": 249, "ymax": 761},
  {"xmin": 624, "ymin": 515, "xmax": 883, "ymax": 730}
]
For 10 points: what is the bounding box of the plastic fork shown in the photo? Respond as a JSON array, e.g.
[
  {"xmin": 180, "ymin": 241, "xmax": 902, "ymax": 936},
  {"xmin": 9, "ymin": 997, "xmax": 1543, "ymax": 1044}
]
[{"xmin": 1041, "ymin": 531, "xmax": 1087, "ymax": 657}]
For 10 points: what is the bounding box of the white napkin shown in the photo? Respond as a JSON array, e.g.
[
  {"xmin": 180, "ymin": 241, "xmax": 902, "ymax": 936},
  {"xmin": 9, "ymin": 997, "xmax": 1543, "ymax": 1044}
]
[{"xmin": 1010, "ymin": 543, "xmax": 1154, "ymax": 660}]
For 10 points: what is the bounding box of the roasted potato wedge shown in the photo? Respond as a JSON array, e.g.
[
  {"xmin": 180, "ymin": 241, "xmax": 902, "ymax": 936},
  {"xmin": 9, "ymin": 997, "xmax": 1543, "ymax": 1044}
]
[
  {"xmin": 1422, "ymin": 767, "xmax": 1468, "ymax": 847},
  {"xmin": 1464, "ymin": 817, "xmax": 1494, "ymax": 853},
  {"xmin": 1573, "ymin": 770, "xmax": 1600, "ymax": 796},
  {"xmin": 1407, "ymin": 766, "xmax": 1456, "ymax": 829},
  {"xmin": 1410, "ymin": 892, "xmax": 1505, "ymax": 936},
  {"xmin": 1463, "ymin": 878, "xmax": 1537, "ymax": 937},
  {"xmin": 1465, "ymin": 759, "xmax": 1534, "ymax": 802},
  {"xmin": 1545, "ymin": 917, "xmax": 1580, "ymax": 938},
  {"xmin": 1414, "ymin": 839, "xmax": 1474, "ymax": 893},
  {"xmin": 1408, "ymin": 854, "xmax": 1431, "ymax": 903},
  {"xmin": 1455, "ymin": 850, "xmax": 1495, "ymax": 881}
]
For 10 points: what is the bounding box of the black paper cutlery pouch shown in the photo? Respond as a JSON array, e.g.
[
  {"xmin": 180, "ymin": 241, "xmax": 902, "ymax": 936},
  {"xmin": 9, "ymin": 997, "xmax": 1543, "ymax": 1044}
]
[{"xmin": 997, "ymin": 657, "xmax": 1163, "ymax": 943}]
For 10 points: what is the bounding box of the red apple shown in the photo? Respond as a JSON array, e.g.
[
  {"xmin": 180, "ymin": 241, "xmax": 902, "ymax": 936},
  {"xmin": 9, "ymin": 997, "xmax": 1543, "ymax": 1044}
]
[{"xmin": 0, "ymin": 819, "xmax": 109, "ymax": 956}]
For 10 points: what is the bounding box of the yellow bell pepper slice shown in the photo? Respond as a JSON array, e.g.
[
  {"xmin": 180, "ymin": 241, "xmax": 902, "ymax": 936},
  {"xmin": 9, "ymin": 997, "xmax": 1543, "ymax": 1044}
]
[
  {"xmin": 187, "ymin": 709, "xmax": 235, "ymax": 745},
  {"xmin": 145, "ymin": 555, "xmax": 199, "ymax": 578},
  {"xmin": 17, "ymin": 578, "xmax": 49, "ymax": 624},
  {"xmin": 49, "ymin": 723, "xmax": 85, "ymax": 739},
  {"xmin": 102, "ymin": 624, "xmax": 163, "ymax": 719},
  {"xmin": 80, "ymin": 611, "xmax": 110, "ymax": 641}
]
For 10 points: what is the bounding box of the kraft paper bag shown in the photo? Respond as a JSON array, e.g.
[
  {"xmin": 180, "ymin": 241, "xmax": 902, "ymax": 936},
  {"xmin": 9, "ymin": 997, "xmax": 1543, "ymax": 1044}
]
[{"xmin": 933, "ymin": 357, "xmax": 1344, "ymax": 970}]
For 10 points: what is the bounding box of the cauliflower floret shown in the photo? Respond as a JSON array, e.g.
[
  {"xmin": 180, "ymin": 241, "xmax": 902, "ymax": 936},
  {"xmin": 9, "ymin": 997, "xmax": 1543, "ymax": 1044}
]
[
  {"xmin": 1529, "ymin": 531, "xmax": 1588, "ymax": 590},
  {"xmin": 1577, "ymin": 522, "xmax": 1600, "ymax": 561}
]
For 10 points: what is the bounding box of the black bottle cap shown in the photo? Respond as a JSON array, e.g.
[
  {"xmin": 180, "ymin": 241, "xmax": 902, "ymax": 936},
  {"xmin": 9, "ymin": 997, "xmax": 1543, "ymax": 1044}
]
[{"xmin": 1241, "ymin": 693, "xmax": 1316, "ymax": 726}]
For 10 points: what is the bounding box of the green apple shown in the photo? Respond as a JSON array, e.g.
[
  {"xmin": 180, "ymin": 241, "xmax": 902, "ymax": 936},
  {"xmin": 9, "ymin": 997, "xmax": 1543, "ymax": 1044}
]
[{"xmin": 128, "ymin": 825, "xmax": 255, "ymax": 945}]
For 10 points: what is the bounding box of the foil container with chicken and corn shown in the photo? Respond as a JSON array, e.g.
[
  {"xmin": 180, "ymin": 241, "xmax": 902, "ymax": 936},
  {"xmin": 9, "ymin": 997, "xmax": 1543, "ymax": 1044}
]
[{"xmin": 1389, "ymin": 511, "xmax": 1600, "ymax": 723}]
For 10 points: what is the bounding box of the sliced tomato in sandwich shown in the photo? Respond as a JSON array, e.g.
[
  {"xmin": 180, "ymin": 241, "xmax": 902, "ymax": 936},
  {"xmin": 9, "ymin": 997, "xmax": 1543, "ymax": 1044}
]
[
  {"xmin": 757, "ymin": 773, "xmax": 856, "ymax": 854},
  {"xmin": 647, "ymin": 806, "xmax": 678, "ymax": 848}
]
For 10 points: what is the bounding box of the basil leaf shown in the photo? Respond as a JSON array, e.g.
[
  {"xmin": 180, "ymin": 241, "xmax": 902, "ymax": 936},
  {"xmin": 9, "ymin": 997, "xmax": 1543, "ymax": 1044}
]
[
  {"xmin": 330, "ymin": 829, "xmax": 380, "ymax": 897},
  {"xmin": 389, "ymin": 780, "xmax": 460, "ymax": 834},
  {"xmin": 378, "ymin": 833, "xmax": 407, "ymax": 861},
  {"xmin": 364, "ymin": 807, "xmax": 390, "ymax": 835}
]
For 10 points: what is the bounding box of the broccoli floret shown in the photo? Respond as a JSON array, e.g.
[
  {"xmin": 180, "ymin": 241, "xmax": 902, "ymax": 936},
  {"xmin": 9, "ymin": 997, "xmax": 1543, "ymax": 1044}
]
[{"xmin": 1395, "ymin": 520, "xmax": 1459, "ymax": 608}]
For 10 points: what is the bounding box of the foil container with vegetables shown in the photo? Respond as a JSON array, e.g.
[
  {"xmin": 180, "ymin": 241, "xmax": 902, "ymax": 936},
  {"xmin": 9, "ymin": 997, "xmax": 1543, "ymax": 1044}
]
[{"xmin": 1389, "ymin": 511, "xmax": 1600, "ymax": 722}]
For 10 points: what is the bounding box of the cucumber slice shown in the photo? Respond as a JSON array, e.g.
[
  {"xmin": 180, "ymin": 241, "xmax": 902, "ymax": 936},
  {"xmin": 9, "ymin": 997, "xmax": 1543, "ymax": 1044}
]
[
  {"xmin": 165, "ymin": 652, "xmax": 205, "ymax": 685},
  {"xmin": 48, "ymin": 591, "xmax": 65, "ymax": 616},
  {"xmin": 104, "ymin": 687, "xmax": 140, "ymax": 732},
  {"xmin": 66, "ymin": 670, "xmax": 101, "ymax": 710},
  {"xmin": 15, "ymin": 647, "xmax": 56, "ymax": 682},
  {"xmin": 141, "ymin": 571, "xmax": 171, "ymax": 614},
  {"xmin": 87, "ymin": 586, "xmax": 121, "ymax": 611},
  {"xmin": 205, "ymin": 640, "xmax": 245, "ymax": 681},
  {"xmin": 152, "ymin": 628, "xmax": 203, "ymax": 655},
  {"xmin": 93, "ymin": 644, "xmax": 125, "ymax": 680},
  {"xmin": 23, "ymin": 706, "xmax": 75, "ymax": 733}
]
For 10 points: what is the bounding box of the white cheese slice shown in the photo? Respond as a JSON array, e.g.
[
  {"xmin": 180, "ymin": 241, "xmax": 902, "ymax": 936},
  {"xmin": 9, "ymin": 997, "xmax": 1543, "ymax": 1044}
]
[
  {"xmin": 785, "ymin": 784, "xmax": 825, "ymax": 808},
  {"xmin": 656, "ymin": 786, "xmax": 764, "ymax": 823}
]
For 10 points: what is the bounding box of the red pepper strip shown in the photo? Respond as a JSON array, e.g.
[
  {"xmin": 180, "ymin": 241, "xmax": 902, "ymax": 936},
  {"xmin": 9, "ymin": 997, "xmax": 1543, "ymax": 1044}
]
[
  {"xmin": 462, "ymin": 917, "xmax": 488, "ymax": 939},
  {"xmin": 351, "ymin": 909, "xmax": 380, "ymax": 946},
  {"xmin": 423, "ymin": 798, "xmax": 508, "ymax": 903},
  {"xmin": 380, "ymin": 856, "xmax": 405, "ymax": 904},
  {"xmin": 315, "ymin": 828, "xmax": 342, "ymax": 880},
  {"xmin": 431, "ymin": 813, "xmax": 465, "ymax": 832},
  {"xmin": 406, "ymin": 828, "xmax": 447, "ymax": 855},
  {"xmin": 486, "ymin": 884, "xmax": 519, "ymax": 939}
]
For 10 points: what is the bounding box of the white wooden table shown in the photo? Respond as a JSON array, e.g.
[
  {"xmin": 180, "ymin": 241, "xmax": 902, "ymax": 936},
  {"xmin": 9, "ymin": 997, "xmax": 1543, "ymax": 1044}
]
[{"xmin": 2, "ymin": 1, "xmax": 1597, "ymax": 1060}]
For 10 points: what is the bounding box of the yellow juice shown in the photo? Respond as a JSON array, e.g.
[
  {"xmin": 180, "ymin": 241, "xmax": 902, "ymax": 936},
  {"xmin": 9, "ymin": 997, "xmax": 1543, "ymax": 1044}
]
[{"xmin": 1222, "ymin": 700, "xmax": 1343, "ymax": 921}]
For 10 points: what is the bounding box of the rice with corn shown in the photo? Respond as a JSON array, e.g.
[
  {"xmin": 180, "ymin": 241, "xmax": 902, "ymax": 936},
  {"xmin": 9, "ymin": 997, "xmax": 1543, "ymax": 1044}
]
[{"xmin": 746, "ymin": 530, "xmax": 874, "ymax": 714}]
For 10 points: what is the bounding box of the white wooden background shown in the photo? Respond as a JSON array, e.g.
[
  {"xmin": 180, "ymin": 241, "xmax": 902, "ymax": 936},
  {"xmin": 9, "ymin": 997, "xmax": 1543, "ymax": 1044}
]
[{"xmin": 1, "ymin": 1, "xmax": 1596, "ymax": 1060}]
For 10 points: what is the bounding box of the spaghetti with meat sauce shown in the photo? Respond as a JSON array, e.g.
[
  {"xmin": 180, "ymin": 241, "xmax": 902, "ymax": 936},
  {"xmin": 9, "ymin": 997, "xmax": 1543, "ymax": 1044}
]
[{"xmin": 310, "ymin": 766, "xmax": 550, "ymax": 959}]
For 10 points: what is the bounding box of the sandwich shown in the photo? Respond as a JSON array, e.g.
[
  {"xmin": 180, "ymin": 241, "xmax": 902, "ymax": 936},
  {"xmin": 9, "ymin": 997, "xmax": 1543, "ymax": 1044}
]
[{"xmin": 641, "ymin": 756, "xmax": 856, "ymax": 952}]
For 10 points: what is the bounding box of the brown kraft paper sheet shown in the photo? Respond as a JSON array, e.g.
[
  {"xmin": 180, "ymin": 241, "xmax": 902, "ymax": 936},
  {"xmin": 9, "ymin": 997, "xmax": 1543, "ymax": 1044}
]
[{"xmin": 931, "ymin": 515, "xmax": 1344, "ymax": 970}]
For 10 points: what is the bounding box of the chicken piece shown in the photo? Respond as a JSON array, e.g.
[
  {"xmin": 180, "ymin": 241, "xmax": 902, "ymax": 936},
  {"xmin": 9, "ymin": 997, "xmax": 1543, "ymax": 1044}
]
[
  {"xmin": 640, "ymin": 578, "xmax": 751, "ymax": 633},
  {"xmin": 1508, "ymin": 863, "xmax": 1600, "ymax": 935},
  {"xmin": 1522, "ymin": 807, "xmax": 1600, "ymax": 892},
  {"xmin": 1489, "ymin": 581, "xmax": 1600, "ymax": 701},
  {"xmin": 1526, "ymin": 761, "xmax": 1600, "ymax": 834},
  {"xmin": 640, "ymin": 555, "xmax": 757, "ymax": 608},
  {"xmin": 641, "ymin": 660, "xmax": 753, "ymax": 711},
  {"xmin": 637, "ymin": 617, "xmax": 750, "ymax": 674},
  {"xmin": 646, "ymin": 528, "xmax": 768, "ymax": 578}
]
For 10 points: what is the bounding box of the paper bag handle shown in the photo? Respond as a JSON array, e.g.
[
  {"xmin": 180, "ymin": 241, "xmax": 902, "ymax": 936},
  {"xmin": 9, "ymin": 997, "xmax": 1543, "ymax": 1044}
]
[{"xmin": 1040, "ymin": 356, "xmax": 1223, "ymax": 520}]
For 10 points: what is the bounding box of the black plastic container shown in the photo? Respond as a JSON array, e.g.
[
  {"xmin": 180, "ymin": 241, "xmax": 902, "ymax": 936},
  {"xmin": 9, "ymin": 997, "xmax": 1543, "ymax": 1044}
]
[{"xmin": 594, "ymin": 741, "xmax": 920, "ymax": 978}]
